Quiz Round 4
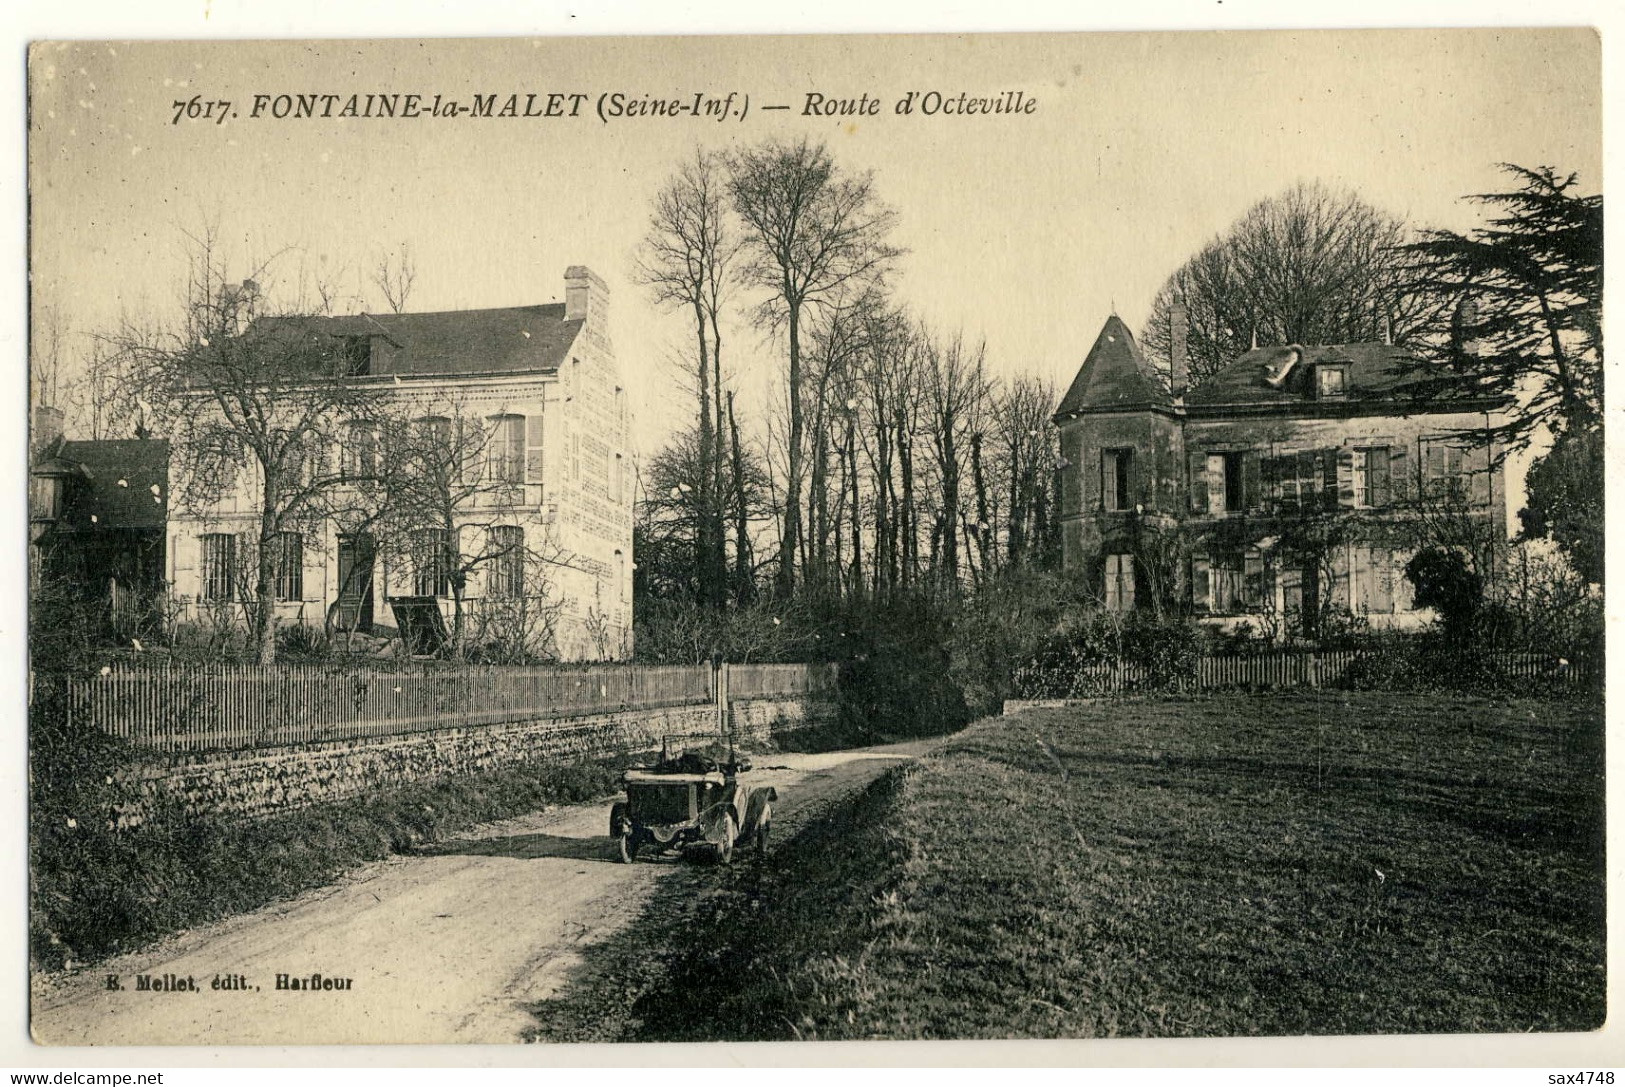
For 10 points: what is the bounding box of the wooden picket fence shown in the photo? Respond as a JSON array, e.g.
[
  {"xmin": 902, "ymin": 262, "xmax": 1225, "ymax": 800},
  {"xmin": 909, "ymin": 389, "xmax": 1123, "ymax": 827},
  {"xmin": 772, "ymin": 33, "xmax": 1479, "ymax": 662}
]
[
  {"xmin": 1062, "ymin": 647, "xmax": 1597, "ymax": 695},
  {"xmin": 37, "ymin": 660, "xmax": 833, "ymax": 755},
  {"xmin": 727, "ymin": 661, "xmax": 840, "ymax": 701}
]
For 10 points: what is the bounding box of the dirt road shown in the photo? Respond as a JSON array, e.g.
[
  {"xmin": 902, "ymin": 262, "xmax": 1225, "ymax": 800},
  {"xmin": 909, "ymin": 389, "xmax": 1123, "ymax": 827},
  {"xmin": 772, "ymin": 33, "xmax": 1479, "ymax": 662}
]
[{"xmin": 30, "ymin": 740, "xmax": 930, "ymax": 1046}]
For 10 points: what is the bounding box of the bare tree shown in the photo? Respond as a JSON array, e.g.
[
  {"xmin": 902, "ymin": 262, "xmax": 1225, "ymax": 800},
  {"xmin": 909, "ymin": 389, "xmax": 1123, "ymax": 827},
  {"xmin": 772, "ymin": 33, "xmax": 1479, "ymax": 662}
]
[
  {"xmin": 635, "ymin": 148, "xmax": 737, "ymax": 606},
  {"xmin": 988, "ymin": 375, "xmax": 1060, "ymax": 572},
  {"xmin": 31, "ymin": 304, "xmax": 68, "ymax": 411},
  {"xmin": 917, "ymin": 326, "xmax": 990, "ymax": 594},
  {"xmin": 374, "ymin": 396, "xmax": 569, "ymax": 660},
  {"xmin": 1142, "ymin": 181, "xmax": 1435, "ymax": 384},
  {"xmin": 370, "ymin": 243, "xmax": 417, "ymax": 315},
  {"xmin": 64, "ymin": 337, "xmax": 144, "ymax": 441},
  {"xmin": 120, "ymin": 230, "xmax": 372, "ymax": 663},
  {"xmin": 727, "ymin": 137, "xmax": 901, "ymax": 597}
]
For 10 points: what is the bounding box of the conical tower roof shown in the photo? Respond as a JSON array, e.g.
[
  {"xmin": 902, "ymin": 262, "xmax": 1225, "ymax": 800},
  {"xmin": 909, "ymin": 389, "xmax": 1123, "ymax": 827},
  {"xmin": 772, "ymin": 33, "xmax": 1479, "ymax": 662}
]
[{"xmin": 1054, "ymin": 315, "xmax": 1172, "ymax": 419}]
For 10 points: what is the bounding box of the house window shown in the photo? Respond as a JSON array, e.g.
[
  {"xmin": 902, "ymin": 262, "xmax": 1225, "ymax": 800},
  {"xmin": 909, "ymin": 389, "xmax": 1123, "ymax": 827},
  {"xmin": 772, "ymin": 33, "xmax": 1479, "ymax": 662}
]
[
  {"xmin": 1208, "ymin": 451, "xmax": 1247, "ymax": 515},
  {"xmin": 1422, "ymin": 439, "xmax": 1483, "ymax": 500},
  {"xmin": 342, "ymin": 335, "xmax": 372, "ymax": 376},
  {"xmin": 613, "ymin": 453, "xmax": 625, "ymax": 505},
  {"xmin": 615, "ymin": 549, "xmax": 627, "ymax": 601},
  {"xmin": 1208, "ymin": 550, "xmax": 1264, "ymax": 613},
  {"xmin": 1354, "ymin": 546, "xmax": 1395, "ymax": 615},
  {"xmin": 345, "ymin": 422, "xmax": 379, "ymax": 478},
  {"xmin": 486, "ymin": 415, "xmax": 526, "ymax": 483},
  {"xmin": 273, "ymin": 531, "xmax": 303, "ymax": 601},
  {"xmin": 272, "ymin": 429, "xmax": 309, "ymax": 490},
  {"xmin": 1316, "ymin": 366, "xmax": 1347, "ymax": 399},
  {"xmin": 1266, "ymin": 449, "xmax": 1335, "ymax": 512},
  {"xmin": 1354, "ymin": 447, "xmax": 1390, "ymax": 508},
  {"xmin": 417, "ymin": 416, "xmax": 453, "ymax": 448},
  {"xmin": 486, "ymin": 525, "xmax": 524, "ymax": 598},
  {"xmin": 1101, "ymin": 448, "xmax": 1134, "ymax": 511},
  {"xmin": 1104, "ymin": 553, "xmax": 1136, "ymax": 612},
  {"xmin": 200, "ymin": 533, "xmax": 237, "ymax": 602},
  {"xmin": 412, "ymin": 528, "xmax": 453, "ymax": 597}
]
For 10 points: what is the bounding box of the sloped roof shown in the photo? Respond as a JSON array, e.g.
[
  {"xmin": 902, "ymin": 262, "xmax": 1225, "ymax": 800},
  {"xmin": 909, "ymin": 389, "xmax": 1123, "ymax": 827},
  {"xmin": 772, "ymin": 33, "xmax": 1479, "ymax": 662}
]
[
  {"xmin": 1054, "ymin": 315, "xmax": 1172, "ymax": 418},
  {"xmin": 1184, "ymin": 342, "xmax": 1476, "ymax": 409},
  {"xmin": 52, "ymin": 439, "xmax": 171, "ymax": 530},
  {"xmin": 259, "ymin": 303, "xmax": 582, "ymax": 378}
]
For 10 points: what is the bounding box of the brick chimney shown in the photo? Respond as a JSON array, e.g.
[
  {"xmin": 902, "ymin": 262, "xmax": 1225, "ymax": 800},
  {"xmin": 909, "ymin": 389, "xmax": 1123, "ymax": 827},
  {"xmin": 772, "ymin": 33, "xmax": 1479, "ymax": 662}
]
[
  {"xmin": 564, "ymin": 266, "xmax": 609, "ymax": 335},
  {"xmin": 1170, "ymin": 299, "xmax": 1189, "ymax": 397},
  {"xmin": 32, "ymin": 404, "xmax": 64, "ymax": 456},
  {"xmin": 1454, "ymin": 295, "xmax": 1481, "ymax": 357}
]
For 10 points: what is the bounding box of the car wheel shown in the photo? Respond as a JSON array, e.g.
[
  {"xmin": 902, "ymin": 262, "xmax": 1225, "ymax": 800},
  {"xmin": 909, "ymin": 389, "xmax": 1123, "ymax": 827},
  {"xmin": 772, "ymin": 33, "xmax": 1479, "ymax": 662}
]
[
  {"xmin": 755, "ymin": 822, "xmax": 770, "ymax": 855},
  {"xmin": 715, "ymin": 813, "xmax": 737, "ymax": 866},
  {"xmin": 618, "ymin": 832, "xmax": 638, "ymax": 864},
  {"xmin": 609, "ymin": 802, "xmax": 628, "ymax": 839}
]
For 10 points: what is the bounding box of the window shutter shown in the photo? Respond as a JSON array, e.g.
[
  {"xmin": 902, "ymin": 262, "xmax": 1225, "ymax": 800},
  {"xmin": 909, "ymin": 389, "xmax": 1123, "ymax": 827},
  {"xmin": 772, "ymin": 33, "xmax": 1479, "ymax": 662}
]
[
  {"xmin": 317, "ymin": 429, "xmax": 335, "ymax": 483},
  {"xmin": 1242, "ymin": 451, "xmax": 1261, "ymax": 512},
  {"xmin": 1387, "ymin": 445, "xmax": 1408, "ymax": 502},
  {"xmin": 1466, "ymin": 443, "xmax": 1490, "ymax": 505},
  {"xmin": 1188, "ymin": 450, "xmax": 1206, "ymax": 514},
  {"xmin": 1191, "ymin": 555, "xmax": 1210, "ymax": 612},
  {"xmin": 1353, "ymin": 547, "xmax": 1372, "ymax": 614},
  {"xmin": 525, "ymin": 413, "xmax": 545, "ymax": 485},
  {"xmin": 1123, "ymin": 556, "xmax": 1136, "ymax": 611},
  {"xmin": 1367, "ymin": 447, "xmax": 1390, "ymax": 507},
  {"xmin": 1373, "ymin": 548, "xmax": 1394, "ymax": 614},
  {"xmin": 457, "ymin": 420, "xmax": 478, "ymax": 485},
  {"xmin": 1260, "ymin": 453, "xmax": 1278, "ymax": 511},
  {"xmin": 1206, "ymin": 454, "xmax": 1227, "ymax": 517},
  {"xmin": 1296, "ymin": 451, "xmax": 1316, "ymax": 511},
  {"xmin": 1337, "ymin": 448, "xmax": 1356, "ymax": 507},
  {"xmin": 1243, "ymin": 550, "xmax": 1264, "ymax": 608},
  {"xmin": 172, "ymin": 533, "xmax": 195, "ymax": 596},
  {"xmin": 1320, "ymin": 448, "xmax": 1340, "ymax": 510},
  {"xmin": 1329, "ymin": 546, "xmax": 1350, "ymax": 608},
  {"xmin": 1098, "ymin": 450, "xmax": 1111, "ymax": 512},
  {"xmin": 1425, "ymin": 441, "xmax": 1447, "ymax": 496}
]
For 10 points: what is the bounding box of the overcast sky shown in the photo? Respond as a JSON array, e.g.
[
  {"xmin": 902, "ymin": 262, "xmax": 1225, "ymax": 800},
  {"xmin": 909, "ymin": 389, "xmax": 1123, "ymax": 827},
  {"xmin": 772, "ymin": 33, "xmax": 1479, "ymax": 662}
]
[{"xmin": 29, "ymin": 29, "xmax": 1600, "ymax": 461}]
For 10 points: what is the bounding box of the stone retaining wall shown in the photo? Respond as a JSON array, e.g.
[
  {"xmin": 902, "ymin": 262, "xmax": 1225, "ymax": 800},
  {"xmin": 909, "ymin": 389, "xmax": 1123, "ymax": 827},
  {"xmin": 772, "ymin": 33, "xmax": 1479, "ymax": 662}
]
[{"xmin": 121, "ymin": 697, "xmax": 837, "ymax": 824}]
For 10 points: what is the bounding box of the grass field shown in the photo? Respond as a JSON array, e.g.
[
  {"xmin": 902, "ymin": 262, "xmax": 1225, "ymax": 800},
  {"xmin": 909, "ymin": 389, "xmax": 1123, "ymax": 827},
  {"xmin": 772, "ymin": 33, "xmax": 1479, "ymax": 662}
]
[{"xmin": 535, "ymin": 690, "xmax": 1605, "ymax": 1040}]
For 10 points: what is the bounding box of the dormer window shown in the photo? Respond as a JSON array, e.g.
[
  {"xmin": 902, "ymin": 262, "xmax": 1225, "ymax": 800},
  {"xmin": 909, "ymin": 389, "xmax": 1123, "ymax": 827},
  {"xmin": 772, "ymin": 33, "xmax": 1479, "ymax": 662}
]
[
  {"xmin": 30, "ymin": 474, "xmax": 64, "ymax": 521},
  {"xmin": 342, "ymin": 335, "xmax": 372, "ymax": 377},
  {"xmin": 1316, "ymin": 365, "xmax": 1347, "ymax": 400}
]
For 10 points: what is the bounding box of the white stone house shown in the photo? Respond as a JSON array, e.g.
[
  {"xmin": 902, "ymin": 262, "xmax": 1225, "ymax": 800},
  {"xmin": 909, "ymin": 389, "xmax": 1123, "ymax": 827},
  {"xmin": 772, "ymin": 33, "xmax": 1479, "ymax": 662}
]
[{"xmin": 166, "ymin": 266, "xmax": 635, "ymax": 660}]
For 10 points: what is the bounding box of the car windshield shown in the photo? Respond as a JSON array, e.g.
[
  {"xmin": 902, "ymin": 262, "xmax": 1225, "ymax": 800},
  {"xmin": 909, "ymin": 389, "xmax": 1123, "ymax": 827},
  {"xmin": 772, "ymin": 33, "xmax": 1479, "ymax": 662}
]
[{"xmin": 656, "ymin": 736, "xmax": 733, "ymax": 773}]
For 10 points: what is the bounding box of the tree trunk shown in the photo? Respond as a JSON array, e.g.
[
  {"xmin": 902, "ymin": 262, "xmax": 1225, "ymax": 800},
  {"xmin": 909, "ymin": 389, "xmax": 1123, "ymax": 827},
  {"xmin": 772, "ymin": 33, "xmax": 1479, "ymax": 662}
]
[
  {"xmin": 971, "ymin": 430, "xmax": 990, "ymax": 583},
  {"xmin": 897, "ymin": 409, "xmax": 917, "ymax": 589},
  {"xmin": 710, "ymin": 311, "xmax": 728, "ymax": 607},
  {"xmin": 692, "ymin": 298, "xmax": 718, "ymax": 607},
  {"xmin": 255, "ymin": 484, "xmax": 279, "ymax": 665},
  {"xmin": 778, "ymin": 300, "xmax": 804, "ymax": 598},
  {"xmin": 728, "ymin": 391, "xmax": 753, "ymax": 605},
  {"xmin": 847, "ymin": 413, "xmax": 862, "ymax": 597},
  {"xmin": 939, "ymin": 422, "xmax": 959, "ymax": 593}
]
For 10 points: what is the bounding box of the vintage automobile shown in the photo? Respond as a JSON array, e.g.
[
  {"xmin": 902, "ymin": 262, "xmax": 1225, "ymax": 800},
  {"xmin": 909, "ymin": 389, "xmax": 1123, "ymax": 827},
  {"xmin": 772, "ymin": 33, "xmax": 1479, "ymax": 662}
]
[{"xmin": 609, "ymin": 735, "xmax": 776, "ymax": 864}]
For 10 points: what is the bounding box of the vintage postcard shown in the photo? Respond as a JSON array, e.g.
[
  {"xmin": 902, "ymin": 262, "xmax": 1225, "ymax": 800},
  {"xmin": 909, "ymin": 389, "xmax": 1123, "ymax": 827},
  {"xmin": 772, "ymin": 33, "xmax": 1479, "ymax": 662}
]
[{"xmin": 23, "ymin": 27, "xmax": 1607, "ymax": 1059}]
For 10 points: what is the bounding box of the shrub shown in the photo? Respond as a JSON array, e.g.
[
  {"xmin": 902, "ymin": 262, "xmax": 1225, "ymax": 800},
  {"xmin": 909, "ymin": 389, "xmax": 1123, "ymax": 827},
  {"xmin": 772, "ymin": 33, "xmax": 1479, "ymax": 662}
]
[
  {"xmin": 1013, "ymin": 611, "xmax": 1205, "ymax": 698},
  {"xmin": 946, "ymin": 566, "xmax": 1094, "ymax": 717},
  {"xmin": 275, "ymin": 622, "xmax": 330, "ymax": 662}
]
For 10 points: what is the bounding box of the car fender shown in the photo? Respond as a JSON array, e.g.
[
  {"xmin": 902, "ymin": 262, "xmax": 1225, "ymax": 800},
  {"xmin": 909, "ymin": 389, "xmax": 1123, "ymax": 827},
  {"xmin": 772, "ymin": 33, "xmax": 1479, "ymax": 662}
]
[
  {"xmin": 697, "ymin": 782, "xmax": 741, "ymax": 842},
  {"xmin": 740, "ymin": 785, "xmax": 777, "ymax": 836}
]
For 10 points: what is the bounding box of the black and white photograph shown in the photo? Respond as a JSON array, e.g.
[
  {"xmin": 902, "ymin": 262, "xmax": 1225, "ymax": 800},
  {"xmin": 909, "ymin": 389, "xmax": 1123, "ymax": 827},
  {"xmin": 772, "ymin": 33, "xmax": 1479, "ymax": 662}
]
[{"xmin": 18, "ymin": 17, "xmax": 1608, "ymax": 1062}]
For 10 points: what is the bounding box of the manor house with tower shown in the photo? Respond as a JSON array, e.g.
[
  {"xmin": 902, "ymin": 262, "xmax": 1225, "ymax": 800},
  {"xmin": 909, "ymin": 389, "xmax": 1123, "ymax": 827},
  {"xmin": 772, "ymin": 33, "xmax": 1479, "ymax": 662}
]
[{"xmin": 1053, "ymin": 312, "xmax": 1506, "ymax": 635}]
